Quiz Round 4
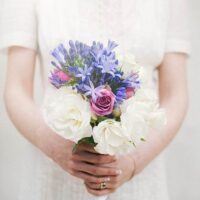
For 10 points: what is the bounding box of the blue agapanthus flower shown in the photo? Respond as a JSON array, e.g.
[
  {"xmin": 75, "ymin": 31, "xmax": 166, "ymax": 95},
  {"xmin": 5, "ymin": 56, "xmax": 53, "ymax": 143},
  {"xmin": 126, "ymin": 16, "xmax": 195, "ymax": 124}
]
[
  {"xmin": 90, "ymin": 40, "xmax": 119, "ymax": 78},
  {"xmin": 122, "ymin": 72, "xmax": 141, "ymax": 89},
  {"xmin": 51, "ymin": 48, "xmax": 66, "ymax": 67},
  {"xmin": 115, "ymin": 87, "xmax": 127, "ymax": 105},
  {"xmin": 68, "ymin": 40, "xmax": 91, "ymax": 62},
  {"xmin": 49, "ymin": 40, "xmax": 141, "ymax": 106},
  {"xmin": 82, "ymin": 81, "xmax": 104, "ymax": 102},
  {"xmin": 75, "ymin": 65, "xmax": 93, "ymax": 82},
  {"xmin": 51, "ymin": 41, "xmax": 91, "ymax": 68}
]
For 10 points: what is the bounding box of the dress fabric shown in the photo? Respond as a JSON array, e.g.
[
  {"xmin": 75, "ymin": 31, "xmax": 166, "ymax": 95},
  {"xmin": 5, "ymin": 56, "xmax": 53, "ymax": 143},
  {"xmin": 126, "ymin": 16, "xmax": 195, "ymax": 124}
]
[{"xmin": 0, "ymin": 0, "xmax": 190, "ymax": 199}]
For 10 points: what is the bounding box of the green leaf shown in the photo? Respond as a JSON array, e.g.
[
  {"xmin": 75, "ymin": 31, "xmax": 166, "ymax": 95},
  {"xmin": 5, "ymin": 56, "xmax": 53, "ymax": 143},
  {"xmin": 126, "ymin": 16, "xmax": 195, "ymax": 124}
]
[
  {"xmin": 90, "ymin": 118, "xmax": 97, "ymax": 127},
  {"xmin": 97, "ymin": 116, "xmax": 110, "ymax": 123},
  {"xmin": 77, "ymin": 136, "xmax": 96, "ymax": 145},
  {"xmin": 68, "ymin": 78, "xmax": 77, "ymax": 86},
  {"xmin": 132, "ymin": 141, "xmax": 136, "ymax": 147},
  {"xmin": 73, "ymin": 56, "xmax": 85, "ymax": 67},
  {"xmin": 72, "ymin": 136, "xmax": 96, "ymax": 153},
  {"xmin": 140, "ymin": 137, "xmax": 146, "ymax": 142}
]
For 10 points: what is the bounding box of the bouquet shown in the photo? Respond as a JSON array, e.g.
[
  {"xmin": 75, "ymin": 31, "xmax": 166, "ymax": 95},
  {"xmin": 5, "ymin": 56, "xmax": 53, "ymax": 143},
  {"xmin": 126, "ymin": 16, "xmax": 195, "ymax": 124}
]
[{"xmin": 42, "ymin": 40, "xmax": 166, "ymax": 200}]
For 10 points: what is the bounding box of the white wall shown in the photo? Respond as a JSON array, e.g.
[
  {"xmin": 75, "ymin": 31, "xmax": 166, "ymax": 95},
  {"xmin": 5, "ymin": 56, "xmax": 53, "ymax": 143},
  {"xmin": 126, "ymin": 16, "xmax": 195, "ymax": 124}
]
[{"xmin": 0, "ymin": 1, "xmax": 200, "ymax": 200}]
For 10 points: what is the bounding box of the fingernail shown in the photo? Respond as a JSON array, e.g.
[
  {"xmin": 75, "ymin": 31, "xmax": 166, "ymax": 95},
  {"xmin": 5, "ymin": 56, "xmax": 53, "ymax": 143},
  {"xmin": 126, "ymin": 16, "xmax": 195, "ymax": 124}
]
[
  {"xmin": 116, "ymin": 169, "xmax": 122, "ymax": 175},
  {"xmin": 105, "ymin": 177, "xmax": 110, "ymax": 182}
]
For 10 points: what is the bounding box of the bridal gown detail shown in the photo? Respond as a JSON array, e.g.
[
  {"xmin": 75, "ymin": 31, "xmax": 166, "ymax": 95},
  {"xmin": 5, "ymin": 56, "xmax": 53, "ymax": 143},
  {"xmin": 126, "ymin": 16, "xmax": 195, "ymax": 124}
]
[{"xmin": 0, "ymin": 0, "xmax": 190, "ymax": 199}]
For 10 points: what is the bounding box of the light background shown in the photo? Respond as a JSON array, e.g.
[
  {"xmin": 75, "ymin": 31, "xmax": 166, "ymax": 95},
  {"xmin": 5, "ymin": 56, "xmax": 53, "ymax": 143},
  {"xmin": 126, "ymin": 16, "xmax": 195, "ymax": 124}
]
[{"xmin": 0, "ymin": 1, "xmax": 199, "ymax": 200}]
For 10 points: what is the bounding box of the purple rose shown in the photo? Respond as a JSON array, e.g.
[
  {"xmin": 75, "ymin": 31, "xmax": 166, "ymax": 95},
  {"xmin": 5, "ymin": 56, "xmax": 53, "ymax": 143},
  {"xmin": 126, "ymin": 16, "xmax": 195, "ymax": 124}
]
[{"xmin": 90, "ymin": 89, "xmax": 115, "ymax": 116}]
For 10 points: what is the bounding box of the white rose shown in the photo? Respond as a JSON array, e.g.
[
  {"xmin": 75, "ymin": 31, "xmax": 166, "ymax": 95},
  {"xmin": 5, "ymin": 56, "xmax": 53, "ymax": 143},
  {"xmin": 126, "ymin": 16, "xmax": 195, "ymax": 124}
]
[
  {"xmin": 121, "ymin": 105, "xmax": 149, "ymax": 145},
  {"xmin": 93, "ymin": 119, "xmax": 133, "ymax": 155},
  {"xmin": 42, "ymin": 87, "xmax": 92, "ymax": 143},
  {"xmin": 132, "ymin": 88, "xmax": 167, "ymax": 129},
  {"xmin": 120, "ymin": 87, "xmax": 167, "ymax": 143},
  {"xmin": 121, "ymin": 87, "xmax": 159, "ymax": 115}
]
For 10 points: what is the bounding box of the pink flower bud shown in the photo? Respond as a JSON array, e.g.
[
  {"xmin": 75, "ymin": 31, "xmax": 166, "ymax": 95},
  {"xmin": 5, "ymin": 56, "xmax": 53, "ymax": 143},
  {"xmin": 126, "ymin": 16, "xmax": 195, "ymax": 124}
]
[
  {"xmin": 126, "ymin": 87, "xmax": 135, "ymax": 99},
  {"xmin": 55, "ymin": 70, "xmax": 71, "ymax": 81}
]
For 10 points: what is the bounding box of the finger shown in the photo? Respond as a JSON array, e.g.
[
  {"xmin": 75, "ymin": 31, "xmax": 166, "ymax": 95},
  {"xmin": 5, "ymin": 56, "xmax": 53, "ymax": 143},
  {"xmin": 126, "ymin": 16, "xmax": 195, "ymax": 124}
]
[
  {"xmin": 71, "ymin": 170, "xmax": 111, "ymax": 183},
  {"xmin": 85, "ymin": 184, "xmax": 115, "ymax": 196},
  {"xmin": 76, "ymin": 143, "xmax": 97, "ymax": 154},
  {"xmin": 85, "ymin": 174, "xmax": 120, "ymax": 189},
  {"xmin": 85, "ymin": 181, "xmax": 117, "ymax": 190},
  {"xmin": 72, "ymin": 151, "xmax": 116, "ymax": 164},
  {"xmin": 73, "ymin": 161, "xmax": 121, "ymax": 176}
]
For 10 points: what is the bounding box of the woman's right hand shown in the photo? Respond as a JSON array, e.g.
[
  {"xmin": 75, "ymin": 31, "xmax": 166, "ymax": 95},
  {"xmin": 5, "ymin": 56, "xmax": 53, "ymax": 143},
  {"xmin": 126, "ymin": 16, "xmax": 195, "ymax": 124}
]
[{"xmin": 43, "ymin": 131, "xmax": 120, "ymax": 184}]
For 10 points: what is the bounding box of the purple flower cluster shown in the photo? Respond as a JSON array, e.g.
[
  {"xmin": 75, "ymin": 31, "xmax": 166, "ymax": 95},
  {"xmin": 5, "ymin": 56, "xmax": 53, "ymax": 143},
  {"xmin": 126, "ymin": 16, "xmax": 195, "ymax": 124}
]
[{"xmin": 49, "ymin": 40, "xmax": 141, "ymax": 116}]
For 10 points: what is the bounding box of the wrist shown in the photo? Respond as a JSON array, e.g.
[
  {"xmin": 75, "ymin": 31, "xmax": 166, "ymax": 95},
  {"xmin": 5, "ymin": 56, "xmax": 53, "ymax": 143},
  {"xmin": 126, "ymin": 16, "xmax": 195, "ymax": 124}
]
[
  {"xmin": 34, "ymin": 123, "xmax": 56, "ymax": 158},
  {"xmin": 127, "ymin": 149, "xmax": 144, "ymax": 180},
  {"xmin": 128, "ymin": 156, "xmax": 136, "ymax": 181},
  {"xmin": 35, "ymin": 121, "xmax": 74, "ymax": 161},
  {"xmin": 131, "ymin": 150, "xmax": 147, "ymax": 175}
]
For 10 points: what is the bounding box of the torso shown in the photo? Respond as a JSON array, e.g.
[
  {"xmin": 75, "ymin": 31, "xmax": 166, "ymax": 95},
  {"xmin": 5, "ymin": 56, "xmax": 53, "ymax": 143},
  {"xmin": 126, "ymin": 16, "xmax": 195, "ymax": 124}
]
[
  {"xmin": 36, "ymin": 0, "xmax": 170, "ymax": 88},
  {"xmin": 21, "ymin": 1, "xmax": 171, "ymax": 199}
]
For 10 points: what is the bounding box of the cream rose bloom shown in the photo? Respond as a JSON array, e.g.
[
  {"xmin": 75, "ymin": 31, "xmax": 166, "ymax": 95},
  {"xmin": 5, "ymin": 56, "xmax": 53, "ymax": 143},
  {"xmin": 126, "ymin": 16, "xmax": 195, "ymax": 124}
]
[
  {"xmin": 132, "ymin": 88, "xmax": 167, "ymax": 129},
  {"xmin": 121, "ymin": 109, "xmax": 149, "ymax": 145},
  {"xmin": 93, "ymin": 119, "xmax": 133, "ymax": 155},
  {"xmin": 120, "ymin": 88, "xmax": 167, "ymax": 144},
  {"xmin": 42, "ymin": 87, "xmax": 92, "ymax": 143}
]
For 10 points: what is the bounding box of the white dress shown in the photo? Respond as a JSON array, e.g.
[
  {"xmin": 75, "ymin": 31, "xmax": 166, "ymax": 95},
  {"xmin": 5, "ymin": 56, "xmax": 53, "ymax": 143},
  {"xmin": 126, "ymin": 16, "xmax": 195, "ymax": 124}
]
[{"xmin": 0, "ymin": 0, "xmax": 190, "ymax": 199}]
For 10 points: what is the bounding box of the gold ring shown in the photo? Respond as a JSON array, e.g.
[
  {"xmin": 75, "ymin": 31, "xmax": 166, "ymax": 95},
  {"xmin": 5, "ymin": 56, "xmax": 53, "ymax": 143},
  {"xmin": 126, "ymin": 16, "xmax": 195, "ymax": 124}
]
[{"xmin": 100, "ymin": 182, "xmax": 106, "ymax": 190}]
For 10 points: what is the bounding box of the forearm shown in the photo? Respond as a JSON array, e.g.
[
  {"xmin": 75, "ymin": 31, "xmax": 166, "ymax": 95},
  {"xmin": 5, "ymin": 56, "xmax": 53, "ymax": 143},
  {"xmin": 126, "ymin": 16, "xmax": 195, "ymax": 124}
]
[
  {"xmin": 4, "ymin": 85, "xmax": 55, "ymax": 157},
  {"xmin": 132, "ymin": 87, "xmax": 188, "ymax": 175}
]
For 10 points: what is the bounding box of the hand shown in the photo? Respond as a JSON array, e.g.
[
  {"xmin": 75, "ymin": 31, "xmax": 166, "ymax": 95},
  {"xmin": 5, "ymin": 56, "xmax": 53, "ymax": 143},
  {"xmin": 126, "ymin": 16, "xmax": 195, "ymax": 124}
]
[
  {"xmin": 44, "ymin": 133, "xmax": 120, "ymax": 184},
  {"xmin": 71, "ymin": 143, "xmax": 121, "ymax": 183},
  {"xmin": 84, "ymin": 153, "xmax": 136, "ymax": 196}
]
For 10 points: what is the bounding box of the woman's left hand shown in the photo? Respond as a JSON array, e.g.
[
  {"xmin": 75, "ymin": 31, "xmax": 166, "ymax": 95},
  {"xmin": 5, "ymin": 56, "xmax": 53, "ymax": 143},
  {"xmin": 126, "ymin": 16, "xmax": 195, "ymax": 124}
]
[{"xmin": 84, "ymin": 154, "xmax": 136, "ymax": 196}]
